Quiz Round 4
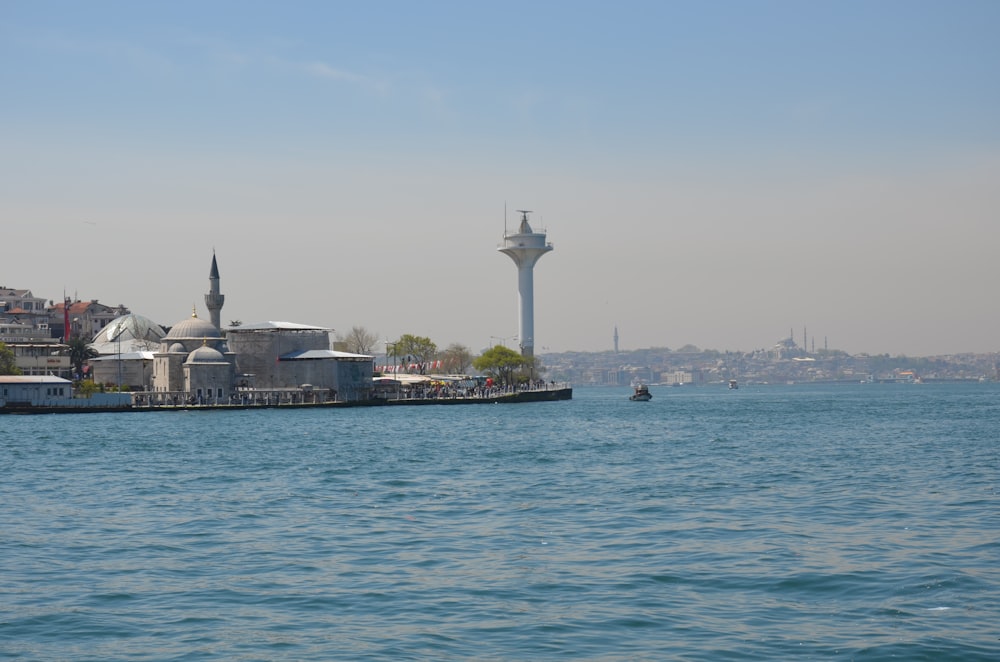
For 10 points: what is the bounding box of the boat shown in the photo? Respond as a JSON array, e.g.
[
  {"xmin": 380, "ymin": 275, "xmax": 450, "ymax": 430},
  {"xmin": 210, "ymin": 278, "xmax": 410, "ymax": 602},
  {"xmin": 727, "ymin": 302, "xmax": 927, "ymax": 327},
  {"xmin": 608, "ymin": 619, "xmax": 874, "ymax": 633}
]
[
  {"xmin": 629, "ymin": 384, "xmax": 652, "ymax": 401},
  {"xmin": 728, "ymin": 379, "xmax": 739, "ymax": 390}
]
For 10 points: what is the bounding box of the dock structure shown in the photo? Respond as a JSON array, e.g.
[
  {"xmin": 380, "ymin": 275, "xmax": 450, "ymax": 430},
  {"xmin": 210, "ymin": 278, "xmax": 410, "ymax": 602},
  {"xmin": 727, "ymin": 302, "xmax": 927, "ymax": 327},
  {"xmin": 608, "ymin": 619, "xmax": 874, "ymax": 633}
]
[{"xmin": 1, "ymin": 381, "xmax": 572, "ymax": 414}]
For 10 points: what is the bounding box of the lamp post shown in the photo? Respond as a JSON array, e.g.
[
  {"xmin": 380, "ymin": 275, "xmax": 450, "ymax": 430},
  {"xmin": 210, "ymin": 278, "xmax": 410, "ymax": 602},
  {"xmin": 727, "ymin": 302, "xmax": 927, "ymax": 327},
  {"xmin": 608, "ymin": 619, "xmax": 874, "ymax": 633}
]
[
  {"xmin": 109, "ymin": 318, "xmax": 127, "ymax": 393},
  {"xmin": 385, "ymin": 340, "xmax": 399, "ymax": 400},
  {"xmin": 490, "ymin": 335, "xmax": 518, "ymax": 348}
]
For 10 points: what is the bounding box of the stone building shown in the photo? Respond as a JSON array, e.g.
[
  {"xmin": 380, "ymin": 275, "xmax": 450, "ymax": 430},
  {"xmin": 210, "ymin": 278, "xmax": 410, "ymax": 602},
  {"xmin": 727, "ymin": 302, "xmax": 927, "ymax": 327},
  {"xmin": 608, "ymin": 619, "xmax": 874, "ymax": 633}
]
[
  {"xmin": 144, "ymin": 253, "xmax": 374, "ymax": 403},
  {"xmin": 151, "ymin": 309, "xmax": 237, "ymax": 403},
  {"xmin": 89, "ymin": 313, "xmax": 166, "ymax": 389},
  {"xmin": 226, "ymin": 321, "xmax": 374, "ymax": 401}
]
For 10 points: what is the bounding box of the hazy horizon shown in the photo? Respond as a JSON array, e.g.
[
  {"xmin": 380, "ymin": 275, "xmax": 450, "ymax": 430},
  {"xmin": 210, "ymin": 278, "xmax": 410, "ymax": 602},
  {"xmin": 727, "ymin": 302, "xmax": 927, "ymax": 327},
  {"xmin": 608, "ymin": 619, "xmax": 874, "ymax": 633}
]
[{"xmin": 3, "ymin": 1, "xmax": 999, "ymax": 357}]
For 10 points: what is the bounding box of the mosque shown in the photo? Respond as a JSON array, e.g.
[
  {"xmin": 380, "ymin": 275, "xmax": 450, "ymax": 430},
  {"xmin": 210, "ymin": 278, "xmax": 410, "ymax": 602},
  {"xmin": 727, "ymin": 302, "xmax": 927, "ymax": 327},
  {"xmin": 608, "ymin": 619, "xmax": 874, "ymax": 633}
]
[{"xmin": 93, "ymin": 253, "xmax": 374, "ymax": 404}]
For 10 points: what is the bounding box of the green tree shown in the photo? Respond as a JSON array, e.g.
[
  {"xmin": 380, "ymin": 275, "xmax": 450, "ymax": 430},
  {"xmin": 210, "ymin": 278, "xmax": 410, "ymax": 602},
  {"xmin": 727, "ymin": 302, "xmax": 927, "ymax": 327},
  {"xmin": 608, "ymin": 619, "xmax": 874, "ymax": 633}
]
[
  {"xmin": 75, "ymin": 379, "xmax": 100, "ymax": 398},
  {"xmin": 68, "ymin": 337, "xmax": 98, "ymax": 379},
  {"xmin": 394, "ymin": 334, "xmax": 437, "ymax": 371},
  {"xmin": 472, "ymin": 345, "xmax": 526, "ymax": 387},
  {"xmin": 440, "ymin": 342, "xmax": 473, "ymax": 374},
  {"xmin": 0, "ymin": 341, "xmax": 21, "ymax": 375}
]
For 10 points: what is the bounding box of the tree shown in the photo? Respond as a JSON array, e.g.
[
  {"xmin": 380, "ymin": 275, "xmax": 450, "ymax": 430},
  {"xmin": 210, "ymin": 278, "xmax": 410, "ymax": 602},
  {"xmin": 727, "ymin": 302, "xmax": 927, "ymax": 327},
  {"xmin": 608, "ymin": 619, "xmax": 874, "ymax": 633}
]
[
  {"xmin": 338, "ymin": 326, "xmax": 379, "ymax": 355},
  {"xmin": 472, "ymin": 345, "xmax": 526, "ymax": 387},
  {"xmin": 0, "ymin": 341, "xmax": 21, "ymax": 375},
  {"xmin": 68, "ymin": 337, "xmax": 98, "ymax": 379},
  {"xmin": 76, "ymin": 379, "xmax": 100, "ymax": 397},
  {"xmin": 440, "ymin": 343, "xmax": 472, "ymax": 374},
  {"xmin": 394, "ymin": 334, "xmax": 437, "ymax": 371}
]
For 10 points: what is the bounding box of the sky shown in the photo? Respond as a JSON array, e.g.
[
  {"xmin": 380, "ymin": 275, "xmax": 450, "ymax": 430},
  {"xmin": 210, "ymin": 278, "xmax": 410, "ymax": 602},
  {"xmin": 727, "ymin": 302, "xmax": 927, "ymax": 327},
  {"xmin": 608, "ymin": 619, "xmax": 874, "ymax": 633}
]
[{"xmin": 2, "ymin": 1, "xmax": 999, "ymax": 357}]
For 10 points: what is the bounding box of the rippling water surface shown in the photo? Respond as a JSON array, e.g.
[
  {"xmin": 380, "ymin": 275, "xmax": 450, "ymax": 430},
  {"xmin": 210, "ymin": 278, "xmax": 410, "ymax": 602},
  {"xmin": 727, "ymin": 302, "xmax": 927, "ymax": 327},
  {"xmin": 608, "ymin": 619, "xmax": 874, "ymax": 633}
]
[{"xmin": 2, "ymin": 383, "xmax": 998, "ymax": 660}]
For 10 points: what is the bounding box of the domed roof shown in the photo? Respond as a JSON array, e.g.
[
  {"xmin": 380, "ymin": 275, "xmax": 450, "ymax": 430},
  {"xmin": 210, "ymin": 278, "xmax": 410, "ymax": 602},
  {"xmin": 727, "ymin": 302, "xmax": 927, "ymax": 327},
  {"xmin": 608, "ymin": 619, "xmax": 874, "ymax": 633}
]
[
  {"xmin": 93, "ymin": 314, "xmax": 165, "ymax": 343},
  {"xmin": 168, "ymin": 342, "xmax": 187, "ymax": 354},
  {"xmin": 91, "ymin": 314, "xmax": 167, "ymax": 355},
  {"xmin": 185, "ymin": 345, "xmax": 225, "ymax": 364},
  {"xmin": 165, "ymin": 310, "xmax": 221, "ymax": 340}
]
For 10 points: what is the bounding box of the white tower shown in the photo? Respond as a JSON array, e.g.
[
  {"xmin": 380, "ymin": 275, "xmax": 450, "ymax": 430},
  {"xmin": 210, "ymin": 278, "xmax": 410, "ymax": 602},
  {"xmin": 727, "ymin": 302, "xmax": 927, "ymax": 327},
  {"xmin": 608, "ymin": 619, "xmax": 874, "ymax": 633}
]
[
  {"xmin": 205, "ymin": 251, "xmax": 225, "ymax": 331},
  {"xmin": 498, "ymin": 210, "xmax": 553, "ymax": 357}
]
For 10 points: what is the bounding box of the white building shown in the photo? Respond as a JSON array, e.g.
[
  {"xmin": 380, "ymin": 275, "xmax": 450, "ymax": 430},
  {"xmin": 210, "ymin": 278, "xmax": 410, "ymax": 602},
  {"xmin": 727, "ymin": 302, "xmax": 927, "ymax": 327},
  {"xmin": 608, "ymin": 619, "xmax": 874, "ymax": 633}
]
[
  {"xmin": 0, "ymin": 321, "xmax": 70, "ymax": 377},
  {"xmin": 0, "ymin": 375, "xmax": 130, "ymax": 409}
]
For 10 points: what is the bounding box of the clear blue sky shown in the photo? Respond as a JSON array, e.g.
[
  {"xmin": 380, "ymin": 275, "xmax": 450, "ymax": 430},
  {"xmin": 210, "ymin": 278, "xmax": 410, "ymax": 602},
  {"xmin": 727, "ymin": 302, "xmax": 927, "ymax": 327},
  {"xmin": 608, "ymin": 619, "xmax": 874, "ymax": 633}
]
[{"xmin": 3, "ymin": 1, "xmax": 999, "ymax": 356}]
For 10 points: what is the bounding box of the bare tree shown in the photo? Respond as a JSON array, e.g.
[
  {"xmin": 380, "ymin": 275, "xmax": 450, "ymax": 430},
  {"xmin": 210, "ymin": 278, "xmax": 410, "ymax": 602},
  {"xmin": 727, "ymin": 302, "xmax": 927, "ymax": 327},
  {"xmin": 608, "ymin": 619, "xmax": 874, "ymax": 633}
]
[
  {"xmin": 440, "ymin": 342, "xmax": 473, "ymax": 374},
  {"xmin": 337, "ymin": 326, "xmax": 380, "ymax": 355}
]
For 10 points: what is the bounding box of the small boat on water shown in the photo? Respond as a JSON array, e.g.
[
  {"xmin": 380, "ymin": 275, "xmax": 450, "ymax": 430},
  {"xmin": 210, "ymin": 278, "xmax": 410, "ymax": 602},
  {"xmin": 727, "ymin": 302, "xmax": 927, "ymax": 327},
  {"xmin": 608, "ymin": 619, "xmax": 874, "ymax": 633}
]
[
  {"xmin": 629, "ymin": 384, "xmax": 652, "ymax": 401},
  {"xmin": 728, "ymin": 379, "xmax": 739, "ymax": 390}
]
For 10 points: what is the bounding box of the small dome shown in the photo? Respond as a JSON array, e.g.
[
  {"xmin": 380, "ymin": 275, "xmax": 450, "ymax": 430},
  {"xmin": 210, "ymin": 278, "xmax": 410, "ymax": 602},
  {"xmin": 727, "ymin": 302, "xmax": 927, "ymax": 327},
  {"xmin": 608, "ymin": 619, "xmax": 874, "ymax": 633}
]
[
  {"xmin": 185, "ymin": 345, "xmax": 225, "ymax": 364},
  {"xmin": 165, "ymin": 311, "xmax": 220, "ymax": 340},
  {"xmin": 168, "ymin": 342, "xmax": 187, "ymax": 354}
]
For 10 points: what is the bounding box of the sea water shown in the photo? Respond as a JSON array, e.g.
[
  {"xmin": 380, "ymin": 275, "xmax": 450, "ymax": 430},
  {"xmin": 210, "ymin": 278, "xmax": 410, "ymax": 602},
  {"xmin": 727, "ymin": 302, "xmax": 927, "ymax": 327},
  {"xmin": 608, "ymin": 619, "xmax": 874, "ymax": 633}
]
[{"xmin": 1, "ymin": 383, "xmax": 998, "ymax": 660}]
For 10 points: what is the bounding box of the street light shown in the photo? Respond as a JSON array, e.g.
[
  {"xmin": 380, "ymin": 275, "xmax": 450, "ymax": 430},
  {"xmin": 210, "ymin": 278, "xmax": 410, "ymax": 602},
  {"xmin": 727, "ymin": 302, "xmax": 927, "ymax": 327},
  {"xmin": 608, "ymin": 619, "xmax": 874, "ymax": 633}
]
[
  {"xmin": 385, "ymin": 340, "xmax": 400, "ymax": 400},
  {"xmin": 109, "ymin": 317, "xmax": 128, "ymax": 393},
  {"xmin": 490, "ymin": 335, "xmax": 518, "ymax": 348}
]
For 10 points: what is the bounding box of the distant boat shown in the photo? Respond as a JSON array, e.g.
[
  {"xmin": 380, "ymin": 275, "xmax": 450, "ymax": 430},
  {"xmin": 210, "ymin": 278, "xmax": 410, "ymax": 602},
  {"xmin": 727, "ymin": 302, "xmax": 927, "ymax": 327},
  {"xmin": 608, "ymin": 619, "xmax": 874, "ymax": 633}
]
[
  {"xmin": 728, "ymin": 379, "xmax": 739, "ymax": 390},
  {"xmin": 629, "ymin": 384, "xmax": 652, "ymax": 401}
]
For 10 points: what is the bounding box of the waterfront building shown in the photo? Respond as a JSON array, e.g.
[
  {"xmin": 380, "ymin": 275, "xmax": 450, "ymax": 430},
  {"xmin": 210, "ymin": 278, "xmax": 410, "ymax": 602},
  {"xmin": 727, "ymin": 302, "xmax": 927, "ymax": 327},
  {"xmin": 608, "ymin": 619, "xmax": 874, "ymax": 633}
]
[
  {"xmin": 0, "ymin": 375, "xmax": 130, "ymax": 409},
  {"xmin": 89, "ymin": 314, "xmax": 166, "ymax": 389},
  {"xmin": 226, "ymin": 322, "xmax": 374, "ymax": 402},
  {"xmin": 0, "ymin": 320, "xmax": 70, "ymax": 377},
  {"xmin": 151, "ymin": 309, "xmax": 237, "ymax": 402},
  {"xmin": 0, "ymin": 375, "xmax": 72, "ymax": 405},
  {"xmin": 145, "ymin": 254, "xmax": 374, "ymax": 403}
]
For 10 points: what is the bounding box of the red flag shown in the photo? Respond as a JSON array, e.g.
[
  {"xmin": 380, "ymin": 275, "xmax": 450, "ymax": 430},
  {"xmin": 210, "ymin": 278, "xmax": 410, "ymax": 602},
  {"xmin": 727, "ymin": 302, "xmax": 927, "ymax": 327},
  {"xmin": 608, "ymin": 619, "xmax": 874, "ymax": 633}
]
[{"xmin": 63, "ymin": 297, "xmax": 71, "ymax": 342}]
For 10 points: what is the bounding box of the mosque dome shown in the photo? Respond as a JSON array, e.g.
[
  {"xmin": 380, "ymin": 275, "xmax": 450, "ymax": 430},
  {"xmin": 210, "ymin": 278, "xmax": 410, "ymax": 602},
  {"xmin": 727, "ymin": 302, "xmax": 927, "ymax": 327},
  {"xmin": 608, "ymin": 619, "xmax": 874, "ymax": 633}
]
[
  {"xmin": 91, "ymin": 313, "xmax": 166, "ymax": 355},
  {"xmin": 93, "ymin": 314, "xmax": 165, "ymax": 344},
  {"xmin": 168, "ymin": 342, "xmax": 187, "ymax": 354},
  {"xmin": 185, "ymin": 345, "xmax": 225, "ymax": 364},
  {"xmin": 165, "ymin": 311, "xmax": 221, "ymax": 340}
]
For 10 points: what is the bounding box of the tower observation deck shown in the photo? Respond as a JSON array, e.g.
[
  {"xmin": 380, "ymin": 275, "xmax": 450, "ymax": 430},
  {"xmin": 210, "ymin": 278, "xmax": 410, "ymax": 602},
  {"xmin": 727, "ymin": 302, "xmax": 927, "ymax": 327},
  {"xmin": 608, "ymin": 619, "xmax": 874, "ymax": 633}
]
[{"xmin": 498, "ymin": 210, "xmax": 553, "ymax": 358}]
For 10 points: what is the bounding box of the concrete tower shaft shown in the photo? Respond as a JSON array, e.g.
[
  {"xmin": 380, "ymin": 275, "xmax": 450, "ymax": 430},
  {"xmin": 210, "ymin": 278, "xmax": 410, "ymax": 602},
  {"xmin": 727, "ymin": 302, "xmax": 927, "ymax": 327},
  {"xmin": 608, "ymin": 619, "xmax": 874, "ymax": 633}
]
[{"xmin": 498, "ymin": 211, "xmax": 553, "ymax": 357}]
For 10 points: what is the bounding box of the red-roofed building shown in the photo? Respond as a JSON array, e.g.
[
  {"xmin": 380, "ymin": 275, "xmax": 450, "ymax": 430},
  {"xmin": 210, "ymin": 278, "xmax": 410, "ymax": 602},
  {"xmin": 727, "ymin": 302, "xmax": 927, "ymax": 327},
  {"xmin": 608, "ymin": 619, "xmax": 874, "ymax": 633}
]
[{"xmin": 48, "ymin": 299, "xmax": 129, "ymax": 340}]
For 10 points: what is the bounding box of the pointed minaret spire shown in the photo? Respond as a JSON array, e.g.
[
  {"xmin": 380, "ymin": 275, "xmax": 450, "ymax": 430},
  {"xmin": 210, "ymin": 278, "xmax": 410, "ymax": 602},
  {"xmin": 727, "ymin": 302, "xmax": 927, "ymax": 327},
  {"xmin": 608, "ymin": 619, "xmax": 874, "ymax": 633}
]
[{"xmin": 205, "ymin": 251, "xmax": 225, "ymax": 331}]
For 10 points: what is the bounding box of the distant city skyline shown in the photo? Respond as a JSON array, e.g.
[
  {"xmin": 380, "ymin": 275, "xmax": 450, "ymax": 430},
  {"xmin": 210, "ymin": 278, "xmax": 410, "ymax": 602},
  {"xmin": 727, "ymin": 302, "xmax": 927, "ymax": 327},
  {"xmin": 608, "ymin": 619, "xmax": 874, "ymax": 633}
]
[{"xmin": 2, "ymin": 1, "xmax": 998, "ymax": 357}]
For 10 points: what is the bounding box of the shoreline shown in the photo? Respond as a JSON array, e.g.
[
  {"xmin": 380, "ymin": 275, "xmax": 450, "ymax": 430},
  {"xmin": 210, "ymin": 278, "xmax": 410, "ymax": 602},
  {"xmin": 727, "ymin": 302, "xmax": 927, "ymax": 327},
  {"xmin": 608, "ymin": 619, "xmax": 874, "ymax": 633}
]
[{"xmin": 0, "ymin": 387, "xmax": 573, "ymax": 415}]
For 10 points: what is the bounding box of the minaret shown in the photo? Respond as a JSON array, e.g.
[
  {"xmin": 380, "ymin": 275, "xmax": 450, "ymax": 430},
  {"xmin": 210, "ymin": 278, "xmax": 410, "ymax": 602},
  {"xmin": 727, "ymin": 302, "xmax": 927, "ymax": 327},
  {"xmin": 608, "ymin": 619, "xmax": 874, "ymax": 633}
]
[
  {"xmin": 205, "ymin": 251, "xmax": 225, "ymax": 331},
  {"xmin": 498, "ymin": 210, "xmax": 553, "ymax": 357},
  {"xmin": 614, "ymin": 326, "xmax": 619, "ymax": 353}
]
